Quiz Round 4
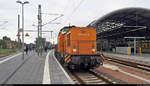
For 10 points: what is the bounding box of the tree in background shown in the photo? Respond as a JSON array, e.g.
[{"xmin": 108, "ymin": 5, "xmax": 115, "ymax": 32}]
[
  {"xmin": 0, "ymin": 36, "xmax": 11, "ymax": 49},
  {"xmin": 0, "ymin": 40, "xmax": 7, "ymax": 49},
  {"xmin": 3, "ymin": 36, "xmax": 11, "ymax": 41}
]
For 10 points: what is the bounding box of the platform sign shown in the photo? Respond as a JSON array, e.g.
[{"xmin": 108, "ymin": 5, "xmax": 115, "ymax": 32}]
[
  {"xmin": 16, "ymin": 32, "xmax": 21, "ymax": 37},
  {"xmin": 25, "ymin": 33, "xmax": 29, "ymax": 37}
]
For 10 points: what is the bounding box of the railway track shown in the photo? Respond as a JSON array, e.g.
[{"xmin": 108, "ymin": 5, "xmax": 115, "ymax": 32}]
[
  {"xmin": 70, "ymin": 69, "xmax": 115, "ymax": 84},
  {"xmin": 105, "ymin": 56, "xmax": 150, "ymax": 72},
  {"xmin": 0, "ymin": 55, "xmax": 9, "ymax": 58}
]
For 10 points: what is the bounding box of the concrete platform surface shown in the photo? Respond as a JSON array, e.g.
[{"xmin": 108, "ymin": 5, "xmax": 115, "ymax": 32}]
[
  {"xmin": 0, "ymin": 51, "xmax": 46, "ymax": 84},
  {"xmin": 48, "ymin": 50, "xmax": 74, "ymax": 84},
  {"xmin": 0, "ymin": 50, "xmax": 74, "ymax": 84},
  {"xmin": 103, "ymin": 52, "xmax": 150, "ymax": 63}
]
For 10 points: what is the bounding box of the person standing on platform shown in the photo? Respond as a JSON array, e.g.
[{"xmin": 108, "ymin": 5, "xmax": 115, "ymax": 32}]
[
  {"xmin": 44, "ymin": 46, "xmax": 48, "ymax": 52},
  {"xmin": 25, "ymin": 45, "xmax": 29, "ymax": 55}
]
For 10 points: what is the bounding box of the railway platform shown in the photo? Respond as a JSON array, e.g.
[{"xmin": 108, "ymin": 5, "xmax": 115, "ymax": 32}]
[
  {"xmin": 0, "ymin": 50, "xmax": 74, "ymax": 84},
  {"xmin": 102, "ymin": 52, "xmax": 150, "ymax": 64},
  {"xmin": 0, "ymin": 51, "xmax": 46, "ymax": 84},
  {"xmin": 47, "ymin": 50, "xmax": 74, "ymax": 84}
]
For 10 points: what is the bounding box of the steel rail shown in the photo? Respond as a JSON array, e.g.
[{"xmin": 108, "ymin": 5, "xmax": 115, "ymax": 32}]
[
  {"xmin": 105, "ymin": 57, "xmax": 150, "ymax": 72},
  {"xmin": 71, "ymin": 70, "xmax": 114, "ymax": 84}
]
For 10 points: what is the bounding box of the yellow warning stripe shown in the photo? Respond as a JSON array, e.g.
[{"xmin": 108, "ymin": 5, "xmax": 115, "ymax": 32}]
[
  {"xmin": 65, "ymin": 55, "xmax": 70, "ymax": 62},
  {"xmin": 100, "ymin": 54, "xmax": 105, "ymax": 60},
  {"xmin": 67, "ymin": 59, "xmax": 71, "ymax": 63},
  {"xmin": 65, "ymin": 55, "xmax": 68, "ymax": 57}
]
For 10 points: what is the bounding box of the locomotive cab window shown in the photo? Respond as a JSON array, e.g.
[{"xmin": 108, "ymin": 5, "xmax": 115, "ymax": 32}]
[
  {"xmin": 67, "ymin": 33, "xmax": 71, "ymax": 47},
  {"xmin": 61, "ymin": 28, "xmax": 69, "ymax": 34}
]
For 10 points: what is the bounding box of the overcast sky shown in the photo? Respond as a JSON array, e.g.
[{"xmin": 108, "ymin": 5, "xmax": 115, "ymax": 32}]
[{"xmin": 0, "ymin": 0, "xmax": 150, "ymax": 44}]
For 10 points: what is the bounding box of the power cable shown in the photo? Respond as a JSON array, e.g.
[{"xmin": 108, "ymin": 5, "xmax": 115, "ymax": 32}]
[
  {"xmin": 0, "ymin": 21, "xmax": 8, "ymax": 26},
  {"xmin": 61, "ymin": 0, "xmax": 70, "ymax": 15},
  {"xmin": 42, "ymin": 14, "xmax": 63, "ymax": 27},
  {"xmin": 63, "ymin": 0, "xmax": 85, "ymax": 25},
  {"xmin": 41, "ymin": 13, "xmax": 61, "ymax": 15}
]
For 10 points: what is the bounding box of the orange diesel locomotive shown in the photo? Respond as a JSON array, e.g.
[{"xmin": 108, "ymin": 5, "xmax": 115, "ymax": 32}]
[{"xmin": 55, "ymin": 26, "xmax": 103, "ymax": 69}]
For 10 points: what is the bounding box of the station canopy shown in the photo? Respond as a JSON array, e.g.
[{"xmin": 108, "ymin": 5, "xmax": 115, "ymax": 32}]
[{"xmin": 88, "ymin": 7, "xmax": 150, "ymax": 40}]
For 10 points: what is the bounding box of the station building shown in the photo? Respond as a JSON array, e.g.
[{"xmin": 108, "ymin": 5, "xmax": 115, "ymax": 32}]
[{"xmin": 88, "ymin": 8, "xmax": 150, "ymax": 55}]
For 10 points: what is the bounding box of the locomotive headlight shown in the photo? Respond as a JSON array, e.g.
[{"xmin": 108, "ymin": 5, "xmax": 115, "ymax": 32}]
[
  {"xmin": 92, "ymin": 49, "xmax": 95, "ymax": 52},
  {"xmin": 73, "ymin": 49, "xmax": 77, "ymax": 52},
  {"xmin": 73, "ymin": 45, "xmax": 77, "ymax": 52},
  {"xmin": 92, "ymin": 45, "xmax": 95, "ymax": 52}
]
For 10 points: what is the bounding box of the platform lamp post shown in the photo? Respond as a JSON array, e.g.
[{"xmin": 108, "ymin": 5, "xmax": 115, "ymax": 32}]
[{"xmin": 16, "ymin": 0, "xmax": 29, "ymax": 60}]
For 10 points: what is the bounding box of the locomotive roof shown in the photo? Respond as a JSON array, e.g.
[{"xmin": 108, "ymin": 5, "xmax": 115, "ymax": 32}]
[
  {"xmin": 58, "ymin": 26, "xmax": 95, "ymax": 36},
  {"xmin": 58, "ymin": 26, "xmax": 76, "ymax": 35}
]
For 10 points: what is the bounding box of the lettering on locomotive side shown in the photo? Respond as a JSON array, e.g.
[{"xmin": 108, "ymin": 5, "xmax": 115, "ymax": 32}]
[{"xmin": 78, "ymin": 33, "xmax": 89, "ymax": 36}]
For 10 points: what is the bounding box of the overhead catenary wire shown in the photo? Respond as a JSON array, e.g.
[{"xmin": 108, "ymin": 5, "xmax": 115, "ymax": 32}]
[
  {"xmin": 58, "ymin": 0, "xmax": 69, "ymax": 26},
  {"xmin": 64, "ymin": 0, "xmax": 85, "ymax": 24},
  {"xmin": 61, "ymin": 0, "xmax": 70, "ymax": 15},
  {"xmin": 47, "ymin": 0, "xmax": 70, "ymax": 44},
  {"xmin": 0, "ymin": 21, "xmax": 8, "ymax": 26},
  {"xmin": 52, "ymin": 0, "xmax": 85, "ymax": 44},
  {"xmin": 41, "ymin": 13, "xmax": 61, "ymax": 15},
  {"xmin": 63, "ymin": 0, "xmax": 85, "ymax": 25},
  {"xmin": 0, "ymin": 20, "xmax": 8, "ymax": 30},
  {"xmin": 38, "ymin": 0, "xmax": 84, "ymax": 43},
  {"xmin": 42, "ymin": 14, "xmax": 63, "ymax": 27},
  {"xmin": 53, "ymin": 0, "xmax": 70, "ymax": 35}
]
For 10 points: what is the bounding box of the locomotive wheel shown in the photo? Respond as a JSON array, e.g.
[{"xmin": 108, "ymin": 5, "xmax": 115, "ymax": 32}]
[{"xmin": 67, "ymin": 64, "xmax": 75, "ymax": 70}]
